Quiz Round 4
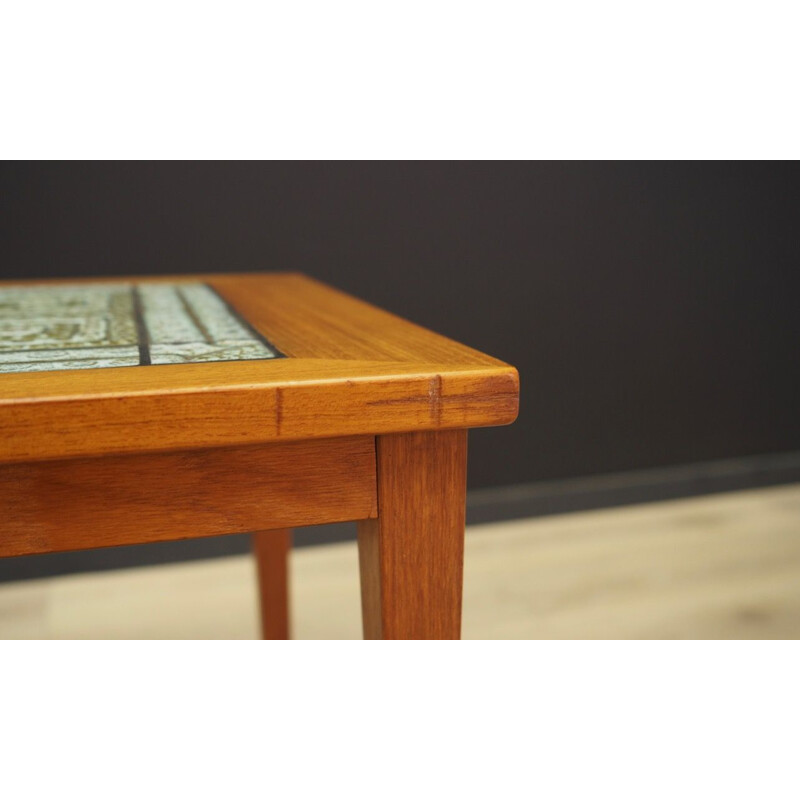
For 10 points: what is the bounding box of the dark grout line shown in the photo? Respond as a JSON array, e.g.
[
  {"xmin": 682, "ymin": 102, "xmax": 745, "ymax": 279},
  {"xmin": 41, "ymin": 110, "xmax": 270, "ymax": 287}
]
[{"xmin": 130, "ymin": 286, "xmax": 151, "ymax": 366}]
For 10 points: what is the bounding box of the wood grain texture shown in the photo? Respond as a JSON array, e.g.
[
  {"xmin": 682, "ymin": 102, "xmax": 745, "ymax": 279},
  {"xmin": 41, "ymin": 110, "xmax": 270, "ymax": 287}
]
[
  {"xmin": 358, "ymin": 430, "xmax": 467, "ymax": 640},
  {"xmin": 0, "ymin": 273, "xmax": 518, "ymax": 463},
  {"xmin": 0, "ymin": 437, "xmax": 376, "ymax": 558},
  {"xmin": 253, "ymin": 529, "xmax": 291, "ymax": 640}
]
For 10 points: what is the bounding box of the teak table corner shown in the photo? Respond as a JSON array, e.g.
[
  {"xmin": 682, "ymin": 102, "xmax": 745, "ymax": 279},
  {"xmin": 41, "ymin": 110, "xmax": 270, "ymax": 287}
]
[{"xmin": 0, "ymin": 273, "xmax": 518, "ymax": 639}]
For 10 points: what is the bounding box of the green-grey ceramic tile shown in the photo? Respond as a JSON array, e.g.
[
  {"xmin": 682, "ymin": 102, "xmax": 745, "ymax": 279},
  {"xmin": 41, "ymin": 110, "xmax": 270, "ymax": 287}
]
[
  {"xmin": 0, "ymin": 281, "xmax": 279, "ymax": 374},
  {"xmin": 149, "ymin": 341, "xmax": 276, "ymax": 364}
]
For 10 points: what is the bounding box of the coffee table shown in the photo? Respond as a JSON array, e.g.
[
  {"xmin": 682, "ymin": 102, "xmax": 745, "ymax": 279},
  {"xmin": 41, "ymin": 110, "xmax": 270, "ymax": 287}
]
[{"xmin": 0, "ymin": 273, "xmax": 518, "ymax": 639}]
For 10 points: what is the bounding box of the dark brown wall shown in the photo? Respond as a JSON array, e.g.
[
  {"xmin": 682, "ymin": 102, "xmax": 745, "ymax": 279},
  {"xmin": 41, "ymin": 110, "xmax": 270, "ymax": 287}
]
[{"xmin": 2, "ymin": 162, "xmax": 799, "ymax": 490}]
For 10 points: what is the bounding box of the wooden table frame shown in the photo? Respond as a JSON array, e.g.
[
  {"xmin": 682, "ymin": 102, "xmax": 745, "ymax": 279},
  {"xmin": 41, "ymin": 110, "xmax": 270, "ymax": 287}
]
[{"xmin": 0, "ymin": 273, "xmax": 518, "ymax": 639}]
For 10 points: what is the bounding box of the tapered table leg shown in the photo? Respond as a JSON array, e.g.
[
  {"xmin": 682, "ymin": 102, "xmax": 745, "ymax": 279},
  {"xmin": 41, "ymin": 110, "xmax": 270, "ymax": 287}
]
[
  {"xmin": 253, "ymin": 528, "xmax": 292, "ymax": 639},
  {"xmin": 357, "ymin": 430, "xmax": 467, "ymax": 640}
]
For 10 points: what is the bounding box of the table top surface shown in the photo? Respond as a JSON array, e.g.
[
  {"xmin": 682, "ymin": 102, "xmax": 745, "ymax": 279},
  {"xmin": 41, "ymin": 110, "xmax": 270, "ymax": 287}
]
[{"xmin": 0, "ymin": 273, "xmax": 518, "ymax": 462}]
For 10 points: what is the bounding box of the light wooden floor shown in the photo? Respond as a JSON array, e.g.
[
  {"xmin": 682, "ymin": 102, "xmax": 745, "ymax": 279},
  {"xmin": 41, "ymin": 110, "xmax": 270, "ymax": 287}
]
[{"xmin": 2, "ymin": 483, "xmax": 799, "ymax": 639}]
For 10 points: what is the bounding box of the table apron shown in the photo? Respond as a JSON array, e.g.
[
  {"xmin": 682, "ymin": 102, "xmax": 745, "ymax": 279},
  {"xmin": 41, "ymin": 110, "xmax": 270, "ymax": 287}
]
[{"xmin": 0, "ymin": 436, "xmax": 378, "ymax": 558}]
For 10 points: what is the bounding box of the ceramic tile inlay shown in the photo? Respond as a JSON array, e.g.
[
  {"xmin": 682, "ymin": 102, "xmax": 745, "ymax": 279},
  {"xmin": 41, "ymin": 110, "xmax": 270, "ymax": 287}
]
[{"xmin": 0, "ymin": 282, "xmax": 282, "ymax": 374}]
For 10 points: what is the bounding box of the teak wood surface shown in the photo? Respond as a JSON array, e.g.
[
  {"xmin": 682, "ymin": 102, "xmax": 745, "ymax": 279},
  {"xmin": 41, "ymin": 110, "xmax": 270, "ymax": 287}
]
[
  {"xmin": 0, "ymin": 273, "xmax": 519, "ymax": 639},
  {"xmin": 0, "ymin": 438, "xmax": 376, "ymax": 558},
  {"xmin": 253, "ymin": 529, "xmax": 292, "ymax": 640},
  {"xmin": 0, "ymin": 273, "xmax": 518, "ymax": 463},
  {"xmin": 358, "ymin": 430, "xmax": 467, "ymax": 639}
]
